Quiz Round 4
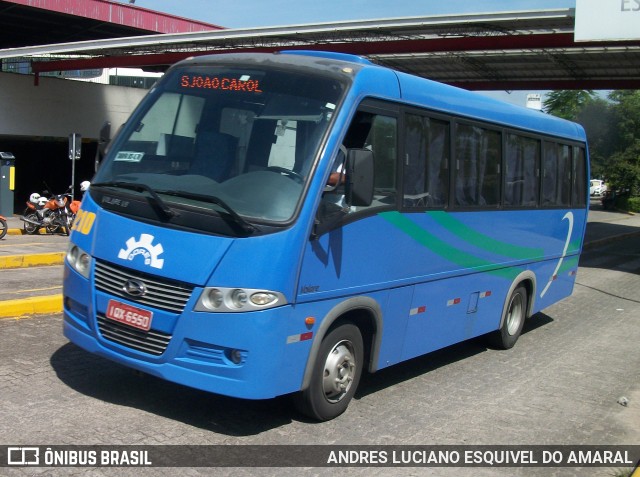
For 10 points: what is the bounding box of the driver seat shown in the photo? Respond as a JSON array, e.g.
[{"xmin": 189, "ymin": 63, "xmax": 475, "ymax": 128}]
[{"xmin": 190, "ymin": 131, "xmax": 237, "ymax": 181}]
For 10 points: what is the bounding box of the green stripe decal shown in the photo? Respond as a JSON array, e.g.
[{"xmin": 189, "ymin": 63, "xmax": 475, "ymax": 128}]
[
  {"xmin": 380, "ymin": 211, "xmax": 520, "ymax": 279},
  {"xmin": 426, "ymin": 210, "xmax": 545, "ymax": 260},
  {"xmin": 567, "ymin": 239, "xmax": 582, "ymax": 255},
  {"xmin": 559, "ymin": 255, "xmax": 579, "ymax": 274}
]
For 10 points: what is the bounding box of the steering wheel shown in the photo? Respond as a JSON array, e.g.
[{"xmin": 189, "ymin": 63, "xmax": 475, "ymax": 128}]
[{"xmin": 265, "ymin": 166, "xmax": 304, "ymax": 184}]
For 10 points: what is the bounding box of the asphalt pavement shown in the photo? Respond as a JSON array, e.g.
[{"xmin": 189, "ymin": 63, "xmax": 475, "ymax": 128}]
[{"xmin": 1, "ymin": 200, "xmax": 639, "ymax": 319}]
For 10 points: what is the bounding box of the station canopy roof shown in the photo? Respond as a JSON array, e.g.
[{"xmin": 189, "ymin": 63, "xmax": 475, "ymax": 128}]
[{"xmin": 1, "ymin": 5, "xmax": 639, "ymax": 91}]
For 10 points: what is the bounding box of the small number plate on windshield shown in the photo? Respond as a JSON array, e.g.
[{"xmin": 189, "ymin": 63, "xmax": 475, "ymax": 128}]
[{"xmin": 106, "ymin": 300, "xmax": 153, "ymax": 332}]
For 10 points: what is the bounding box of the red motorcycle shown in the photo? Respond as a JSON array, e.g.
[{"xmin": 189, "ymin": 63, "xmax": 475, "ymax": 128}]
[{"xmin": 21, "ymin": 188, "xmax": 74, "ymax": 235}]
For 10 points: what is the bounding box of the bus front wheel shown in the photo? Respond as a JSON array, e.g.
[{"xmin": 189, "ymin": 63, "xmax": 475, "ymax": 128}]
[
  {"xmin": 489, "ymin": 285, "xmax": 528, "ymax": 350},
  {"xmin": 294, "ymin": 323, "xmax": 363, "ymax": 421}
]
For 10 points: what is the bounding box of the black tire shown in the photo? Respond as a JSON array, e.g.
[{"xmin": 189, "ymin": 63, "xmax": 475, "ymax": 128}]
[
  {"xmin": 294, "ymin": 323, "xmax": 364, "ymax": 421},
  {"xmin": 0, "ymin": 218, "xmax": 7, "ymax": 239},
  {"xmin": 57, "ymin": 213, "xmax": 71, "ymax": 236},
  {"xmin": 23, "ymin": 212, "xmax": 40, "ymax": 235},
  {"xmin": 488, "ymin": 285, "xmax": 528, "ymax": 350}
]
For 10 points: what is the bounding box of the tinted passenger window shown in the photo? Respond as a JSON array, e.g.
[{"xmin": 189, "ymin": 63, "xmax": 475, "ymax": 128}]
[
  {"xmin": 454, "ymin": 124, "xmax": 501, "ymax": 207},
  {"xmin": 505, "ymin": 134, "xmax": 540, "ymax": 207},
  {"xmin": 403, "ymin": 114, "xmax": 449, "ymax": 208},
  {"xmin": 542, "ymin": 142, "xmax": 571, "ymax": 207},
  {"xmin": 572, "ymin": 147, "xmax": 587, "ymax": 207}
]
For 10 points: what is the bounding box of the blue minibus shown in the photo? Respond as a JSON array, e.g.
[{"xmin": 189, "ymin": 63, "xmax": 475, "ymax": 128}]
[{"xmin": 63, "ymin": 51, "xmax": 588, "ymax": 421}]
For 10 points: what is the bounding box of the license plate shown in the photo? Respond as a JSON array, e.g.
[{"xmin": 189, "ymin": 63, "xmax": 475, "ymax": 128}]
[{"xmin": 106, "ymin": 299, "xmax": 153, "ymax": 331}]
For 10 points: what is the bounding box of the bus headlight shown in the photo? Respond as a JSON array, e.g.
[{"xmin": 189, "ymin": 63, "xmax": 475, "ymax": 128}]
[
  {"xmin": 202, "ymin": 288, "xmax": 224, "ymax": 309},
  {"xmin": 195, "ymin": 287, "xmax": 286, "ymax": 313},
  {"xmin": 250, "ymin": 292, "xmax": 279, "ymax": 306},
  {"xmin": 66, "ymin": 244, "xmax": 92, "ymax": 279},
  {"xmin": 230, "ymin": 289, "xmax": 249, "ymax": 309}
]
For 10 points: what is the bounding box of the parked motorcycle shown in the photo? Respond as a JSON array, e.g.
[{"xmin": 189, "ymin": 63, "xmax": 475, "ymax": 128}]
[
  {"xmin": 21, "ymin": 188, "xmax": 74, "ymax": 235},
  {"xmin": 67, "ymin": 181, "xmax": 89, "ymax": 228},
  {"xmin": 22, "ymin": 192, "xmax": 48, "ymax": 234},
  {"xmin": 0, "ymin": 214, "xmax": 7, "ymax": 240}
]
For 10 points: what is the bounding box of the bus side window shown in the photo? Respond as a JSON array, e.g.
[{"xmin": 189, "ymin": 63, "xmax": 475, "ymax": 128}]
[
  {"xmin": 572, "ymin": 147, "xmax": 587, "ymax": 207},
  {"xmin": 403, "ymin": 114, "xmax": 449, "ymax": 208},
  {"xmin": 504, "ymin": 134, "xmax": 540, "ymax": 208},
  {"xmin": 542, "ymin": 142, "xmax": 571, "ymax": 207},
  {"xmin": 454, "ymin": 124, "xmax": 501, "ymax": 208},
  {"xmin": 342, "ymin": 110, "xmax": 397, "ymax": 212}
]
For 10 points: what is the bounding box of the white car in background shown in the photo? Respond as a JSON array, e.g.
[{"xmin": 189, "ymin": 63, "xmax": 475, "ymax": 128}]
[{"xmin": 590, "ymin": 179, "xmax": 606, "ymax": 196}]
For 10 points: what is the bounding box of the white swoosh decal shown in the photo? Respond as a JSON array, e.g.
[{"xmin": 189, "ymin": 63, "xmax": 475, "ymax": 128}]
[{"xmin": 540, "ymin": 211, "xmax": 574, "ymax": 298}]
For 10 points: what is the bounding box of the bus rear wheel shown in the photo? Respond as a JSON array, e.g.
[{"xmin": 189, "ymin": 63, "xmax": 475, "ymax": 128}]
[
  {"xmin": 294, "ymin": 323, "xmax": 363, "ymax": 421},
  {"xmin": 489, "ymin": 285, "xmax": 528, "ymax": 350}
]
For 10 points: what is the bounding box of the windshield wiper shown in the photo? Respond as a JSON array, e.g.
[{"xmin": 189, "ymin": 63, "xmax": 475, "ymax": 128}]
[
  {"xmin": 91, "ymin": 181, "xmax": 178, "ymax": 220},
  {"xmin": 161, "ymin": 190, "xmax": 256, "ymax": 234}
]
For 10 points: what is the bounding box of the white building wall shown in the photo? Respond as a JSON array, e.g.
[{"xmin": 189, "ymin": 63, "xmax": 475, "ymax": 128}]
[{"xmin": 0, "ymin": 71, "xmax": 148, "ymax": 139}]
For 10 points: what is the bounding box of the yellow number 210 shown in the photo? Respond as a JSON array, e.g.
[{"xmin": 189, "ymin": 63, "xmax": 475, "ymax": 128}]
[{"xmin": 71, "ymin": 209, "xmax": 96, "ymax": 235}]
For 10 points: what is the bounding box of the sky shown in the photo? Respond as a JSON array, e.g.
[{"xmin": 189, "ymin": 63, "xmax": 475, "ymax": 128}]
[{"xmin": 115, "ymin": 0, "xmax": 576, "ymax": 29}]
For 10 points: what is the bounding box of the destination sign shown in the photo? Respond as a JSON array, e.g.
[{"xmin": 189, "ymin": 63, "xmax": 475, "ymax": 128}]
[{"xmin": 180, "ymin": 74, "xmax": 263, "ymax": 92}]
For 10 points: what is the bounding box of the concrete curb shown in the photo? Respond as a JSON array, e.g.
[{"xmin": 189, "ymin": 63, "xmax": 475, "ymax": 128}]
[
  {"xmin": 0, "ymin": 251, "xmax": 65, "ymax": 269},
  {"xmin": 0, "ymin": 241, "xmax": 66, "ymax": 317},
  {"xmin": 0, "ymin": 294, "xmax": 63, "ymax": 319},
  {"xmin": 7, "ymin": 227, "xmax": 49, "ymax": 235}
]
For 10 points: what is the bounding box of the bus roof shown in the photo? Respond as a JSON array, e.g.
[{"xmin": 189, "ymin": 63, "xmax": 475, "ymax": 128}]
[
  {"xmin": 280, "ymin": 50, "xmax": 586, "ymax": 143},
  {"xmin": 393, "ymin": 69, "xmax": 585, "ymax": 142}
]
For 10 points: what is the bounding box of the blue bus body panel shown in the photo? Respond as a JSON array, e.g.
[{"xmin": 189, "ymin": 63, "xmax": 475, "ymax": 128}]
[
  {"xmin": 298, "ymin": 209, "xmax": 584, "ymax": 301},
  {"xmin": 74, "ymin": 202, "xmax": 232, "ymax": 286},
  {"xmin": 297, "ymin": 208, "xmax": 585, "ymax": 368}
]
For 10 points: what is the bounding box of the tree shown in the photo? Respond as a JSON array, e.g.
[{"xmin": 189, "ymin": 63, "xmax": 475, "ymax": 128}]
[
  {"xmin": 608, "ymin": 90, "xmax": 640, "ymax": 149},
  {"xmin": 607, "ymin": 90, "xmax": 640, "ymax": 195},
  {"xmin": 542, "ymin": 90, "xmax": 640, "ymax": 196},
  {"xmin": 543, "ymin": 90, "xmax": 595, "ymax": 120},
  {"xmin": 543, "ymin": 91, "xmax": 613, "ymax": 180},
  {"xmin": 575, "ymin": 98, "xmax": 614, "ymax": 179}
]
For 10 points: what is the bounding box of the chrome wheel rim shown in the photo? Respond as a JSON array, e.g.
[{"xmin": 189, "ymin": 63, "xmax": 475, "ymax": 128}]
[
  {"xmin": 506, "ymin": 293, "xmax": 524, "ymax": 336},
  {"xmin": 24, "ymin": 214, "xmax": 38, "ymax": 234},
  {"xmin": 322, "ymin": 339, "xmax": 356, "ymax": 403}
]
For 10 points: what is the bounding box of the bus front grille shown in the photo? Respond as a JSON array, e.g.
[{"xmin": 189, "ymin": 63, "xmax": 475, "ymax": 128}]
[
  {"xmin": 97, "ymin": 315, "xmax": 171, "ymax": 356},
  {"xmin": 94, "ymin": 259, "xmax": 194, "ymax": 313}
]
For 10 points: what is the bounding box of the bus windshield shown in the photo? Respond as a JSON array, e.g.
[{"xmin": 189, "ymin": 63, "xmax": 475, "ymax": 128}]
[{"xmin": 93, "ymin": 65, "xmax": 345, "ymax": 229}]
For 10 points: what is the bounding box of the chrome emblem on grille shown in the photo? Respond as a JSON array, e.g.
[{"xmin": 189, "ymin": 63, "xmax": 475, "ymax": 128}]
[{"xmin": 123, "ymin": 279, "xmax": 147, "ymax": 297}]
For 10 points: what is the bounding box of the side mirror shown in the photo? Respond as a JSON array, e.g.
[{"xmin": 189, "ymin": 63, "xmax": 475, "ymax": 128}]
[
  {"xmin": 95, "ymin": 121, "xmax": 112, "ymax": 172},
  {"xmin": 99, "ymin": 121, "xmax": 112, "ymax": 148},
  {"xmin": 346, "ymin": 149, "xmax": 374, "ymax": 207},
  {"xmin": 311, "ymin": 148, "xmax": 375, "ymax": 240}
]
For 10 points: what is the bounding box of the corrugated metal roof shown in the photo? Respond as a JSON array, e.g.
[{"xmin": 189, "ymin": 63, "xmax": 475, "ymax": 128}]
[{"xmin": 1, "ymin": 7, "xmax": 639, "ymax": 90}]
